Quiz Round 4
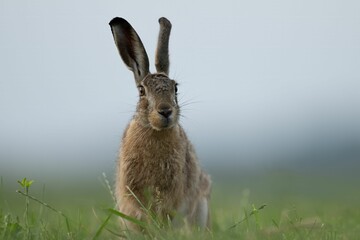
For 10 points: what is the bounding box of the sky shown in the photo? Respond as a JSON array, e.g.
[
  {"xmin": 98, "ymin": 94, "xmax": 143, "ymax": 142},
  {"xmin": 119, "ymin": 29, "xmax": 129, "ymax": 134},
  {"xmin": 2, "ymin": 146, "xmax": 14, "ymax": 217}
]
[{"xmin": 1, "ymin": 0, "xmax": 360, "ymax": 179}]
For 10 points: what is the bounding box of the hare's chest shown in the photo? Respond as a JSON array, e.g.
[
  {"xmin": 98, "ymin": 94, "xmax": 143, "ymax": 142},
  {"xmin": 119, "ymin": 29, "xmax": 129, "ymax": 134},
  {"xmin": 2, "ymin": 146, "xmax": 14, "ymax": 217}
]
[
  {"xmin": 138, "ymin": 146, "xmax": 185, "ymax": 192},
  {"xmin": 122, "ymin": 141, "xmax": 186, "ymax": 192},
  {"xmin": 120, "ymin": 123, "xmax": 187, "ymax": 201}
]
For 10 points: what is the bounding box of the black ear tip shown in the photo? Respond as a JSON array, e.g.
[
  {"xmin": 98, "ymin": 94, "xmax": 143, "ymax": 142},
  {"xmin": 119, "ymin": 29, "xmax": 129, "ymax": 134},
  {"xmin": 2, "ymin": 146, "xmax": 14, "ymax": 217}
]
[
  {"xmin": 109, "ymin": 17, "xmax": 128, "ymax": 26},
  {"xmin": 158, "ymin": 17, "xmax": 172, "ymax": 27}
]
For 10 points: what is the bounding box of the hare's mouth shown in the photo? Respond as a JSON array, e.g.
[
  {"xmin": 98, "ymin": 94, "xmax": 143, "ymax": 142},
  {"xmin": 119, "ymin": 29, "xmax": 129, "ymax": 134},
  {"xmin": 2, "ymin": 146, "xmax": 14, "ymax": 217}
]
[{"xmin": 149, "ymin": 113, "xmax": 176, "ymax": 131}]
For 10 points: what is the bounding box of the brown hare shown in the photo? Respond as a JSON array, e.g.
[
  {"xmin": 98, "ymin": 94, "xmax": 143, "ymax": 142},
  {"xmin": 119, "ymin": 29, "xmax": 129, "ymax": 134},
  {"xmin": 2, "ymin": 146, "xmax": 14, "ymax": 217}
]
[{"xmin": 109, "ymin": 17, "xmax": 211, "ymax": 231}]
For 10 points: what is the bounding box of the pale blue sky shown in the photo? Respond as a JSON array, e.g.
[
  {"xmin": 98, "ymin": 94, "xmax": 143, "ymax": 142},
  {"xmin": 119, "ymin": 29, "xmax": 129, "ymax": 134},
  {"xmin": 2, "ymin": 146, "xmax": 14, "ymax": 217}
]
[{"xmin": 1, "ymin": 0, "xmax": 359, "ymax": 178}]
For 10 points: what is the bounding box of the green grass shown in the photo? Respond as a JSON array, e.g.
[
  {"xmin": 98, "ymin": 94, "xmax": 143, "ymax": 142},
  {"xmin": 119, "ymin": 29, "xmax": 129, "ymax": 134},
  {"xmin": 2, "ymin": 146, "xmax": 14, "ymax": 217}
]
[{"xmin": 0, "ymin": 170, "xmax": 359, "ymax": 239}]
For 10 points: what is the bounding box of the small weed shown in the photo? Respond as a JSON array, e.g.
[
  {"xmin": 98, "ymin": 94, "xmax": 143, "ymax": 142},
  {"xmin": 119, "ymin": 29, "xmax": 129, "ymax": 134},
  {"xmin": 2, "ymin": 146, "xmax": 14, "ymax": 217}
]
[
  {"xmin": 16, "ymin": 178, "xmax": 73, "ymax": 239},
  {"xmin": 17, "ymin": 177, "xmax": 34, "ymax": 238}
]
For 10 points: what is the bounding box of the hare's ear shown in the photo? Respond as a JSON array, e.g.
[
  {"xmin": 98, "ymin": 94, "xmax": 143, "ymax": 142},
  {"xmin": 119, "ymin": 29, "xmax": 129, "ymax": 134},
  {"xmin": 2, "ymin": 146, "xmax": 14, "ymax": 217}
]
[
  {"xmin": 155, "ymin": 17, "xmax": 172, "ymax": 76},
  {"xmin": 109, "ymin": 17, "xmax": 150, "ymax": 84}
]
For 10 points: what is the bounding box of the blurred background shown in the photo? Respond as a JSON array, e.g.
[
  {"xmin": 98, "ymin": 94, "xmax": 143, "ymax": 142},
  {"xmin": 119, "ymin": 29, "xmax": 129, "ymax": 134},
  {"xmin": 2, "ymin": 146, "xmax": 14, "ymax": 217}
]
[{"xmin": 1, "ymin": 0, "xmax": 359, "ymax": 205}]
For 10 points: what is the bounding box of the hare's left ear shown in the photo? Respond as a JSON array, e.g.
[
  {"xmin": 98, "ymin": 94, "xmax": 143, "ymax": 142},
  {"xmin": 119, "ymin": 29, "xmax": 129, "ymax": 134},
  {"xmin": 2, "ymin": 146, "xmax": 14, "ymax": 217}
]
[
  {"xmin": 109, "ymin": 17, "xmax": 150, "ymax": 85},
  {"xmin": 155, "ymin": 17, "xmax": 172, "ymax": 76}
]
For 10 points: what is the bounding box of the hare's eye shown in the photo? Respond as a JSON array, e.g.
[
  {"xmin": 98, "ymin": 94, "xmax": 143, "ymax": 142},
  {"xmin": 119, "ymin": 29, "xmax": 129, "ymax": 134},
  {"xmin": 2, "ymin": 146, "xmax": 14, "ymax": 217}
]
[
  {"xmin": 138, "ymin": 86, "xmax": 146, "ymax": 96},
  {"xmin": 174, "ymin": 84, "xmax": 178, "ymax": 94}
]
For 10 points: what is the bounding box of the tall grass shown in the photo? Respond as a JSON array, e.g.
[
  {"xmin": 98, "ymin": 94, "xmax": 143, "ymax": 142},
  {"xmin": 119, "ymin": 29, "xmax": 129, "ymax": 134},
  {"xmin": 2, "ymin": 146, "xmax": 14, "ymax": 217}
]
[{"xmin": 0, "ymin": 172, "xmax": 359, "ymax": 239}]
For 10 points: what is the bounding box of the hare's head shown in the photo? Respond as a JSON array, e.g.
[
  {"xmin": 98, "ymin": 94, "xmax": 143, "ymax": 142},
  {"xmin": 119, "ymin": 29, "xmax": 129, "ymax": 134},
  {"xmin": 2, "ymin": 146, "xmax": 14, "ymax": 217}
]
[{"xmin": 110, "ymin": 17, "xmax": 179, "ymax": 131}]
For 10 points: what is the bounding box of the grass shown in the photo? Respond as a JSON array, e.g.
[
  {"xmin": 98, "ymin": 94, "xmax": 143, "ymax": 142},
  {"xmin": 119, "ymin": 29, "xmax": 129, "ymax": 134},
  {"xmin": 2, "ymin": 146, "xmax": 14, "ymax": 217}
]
[{"xmin": 0, "ymin": 169, "xmax": 359, "ymax": 239}]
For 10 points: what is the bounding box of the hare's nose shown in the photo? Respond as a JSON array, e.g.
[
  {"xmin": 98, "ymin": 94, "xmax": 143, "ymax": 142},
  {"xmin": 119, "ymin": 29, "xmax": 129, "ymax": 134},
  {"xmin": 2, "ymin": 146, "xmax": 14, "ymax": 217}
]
[
  {"xmin": 157, "ymin": 103, "xmax": 172, "ymax": 118},
  {"xmin": 158, "ymin": 108, "xmax": 172, "ymax": 118}
]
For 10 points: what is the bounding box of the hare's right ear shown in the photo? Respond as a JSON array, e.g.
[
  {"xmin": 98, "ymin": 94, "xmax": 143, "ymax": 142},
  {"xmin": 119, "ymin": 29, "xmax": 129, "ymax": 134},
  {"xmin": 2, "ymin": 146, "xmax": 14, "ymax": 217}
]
[{"xmin": 109, "ymin": 17, "xmax": 150, "ymax": 84}]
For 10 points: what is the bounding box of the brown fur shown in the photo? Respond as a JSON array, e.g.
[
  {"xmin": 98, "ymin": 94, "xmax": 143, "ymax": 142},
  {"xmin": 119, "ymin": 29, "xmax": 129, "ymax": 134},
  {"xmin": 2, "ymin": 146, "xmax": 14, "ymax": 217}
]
[{"xmin": 109, "ymin": 17, "xmax": 211, "ymax": 231}]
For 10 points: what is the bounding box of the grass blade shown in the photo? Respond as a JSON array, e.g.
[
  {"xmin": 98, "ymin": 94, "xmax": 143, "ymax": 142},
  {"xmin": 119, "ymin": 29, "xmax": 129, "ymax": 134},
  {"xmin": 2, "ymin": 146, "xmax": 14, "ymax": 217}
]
[
  {"xmin": 108, "ymin": 208, "xmax": 147, "ymax": 228},
  {"xmin": 16, "ymin": 190, "xmax": 72, "ymax": 237},
  {"xmin": 93, "ymin": 214, "xmax": 112, "ymax": 239},
  {"xmin": 227, "ymin": 204, "xmax": 267, "ymax": 230}
]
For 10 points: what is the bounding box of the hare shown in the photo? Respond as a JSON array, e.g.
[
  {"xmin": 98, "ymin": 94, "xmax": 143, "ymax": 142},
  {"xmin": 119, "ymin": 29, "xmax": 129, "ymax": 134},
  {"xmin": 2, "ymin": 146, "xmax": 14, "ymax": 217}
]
[{"xmin": 109, "ymin": 17, "xmax": 211, "ymax": 231}]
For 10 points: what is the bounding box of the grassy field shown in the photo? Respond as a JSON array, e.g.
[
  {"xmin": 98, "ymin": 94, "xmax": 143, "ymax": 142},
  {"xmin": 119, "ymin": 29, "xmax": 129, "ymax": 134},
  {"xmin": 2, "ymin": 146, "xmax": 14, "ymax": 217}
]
[{"xmin": 1, "ymin": 168, "xmax": 359, "ymax": 239}]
